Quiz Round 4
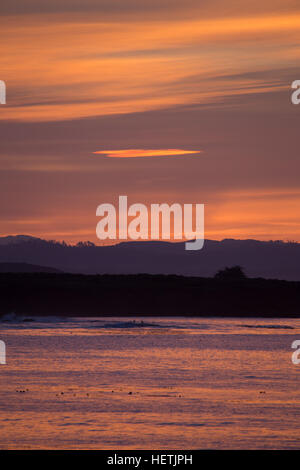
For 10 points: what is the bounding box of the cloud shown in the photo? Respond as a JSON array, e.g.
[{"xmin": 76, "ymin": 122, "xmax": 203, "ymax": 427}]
[
  {"xmin": 2, "ymin": 10, "xmax": 300, "ymax": 122},
  {"xmin": 93, "ymin": 149, "xmax": 202, "ymax": 158},
  {"xmin": 1, "ymin": 1, "xmax": 299, "ymax": 20}
]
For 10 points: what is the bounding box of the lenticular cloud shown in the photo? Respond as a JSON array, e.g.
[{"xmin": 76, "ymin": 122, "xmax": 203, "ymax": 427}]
[{"xmin": 93, "ymin": 149, "xmax": 202, "ymax": 158}]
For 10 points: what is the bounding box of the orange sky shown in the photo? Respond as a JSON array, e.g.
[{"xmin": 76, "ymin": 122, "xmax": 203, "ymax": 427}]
[{"xmin": 0, "ymin": 0, "xmax": 300, "ymax": 243}]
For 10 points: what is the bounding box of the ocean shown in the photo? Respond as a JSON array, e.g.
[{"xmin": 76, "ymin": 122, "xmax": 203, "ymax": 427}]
[{"xmin": 0, "ymin": 316, "xmax": 299, "ymax": 449}]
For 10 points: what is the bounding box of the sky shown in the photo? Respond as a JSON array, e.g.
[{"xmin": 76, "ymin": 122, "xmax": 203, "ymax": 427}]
[{"xmin": 0, "ymin": 0, "xmax": 300, "ymax": 243}]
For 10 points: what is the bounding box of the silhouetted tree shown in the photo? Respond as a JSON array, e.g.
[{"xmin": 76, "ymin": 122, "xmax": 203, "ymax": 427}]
[
  {"xmin": 214, "ymin": 265, "xmax": 247, "ymax": 280},
  {"xmin": 76, "ymin": 241, "xmax": 95, "ymax": 248}
]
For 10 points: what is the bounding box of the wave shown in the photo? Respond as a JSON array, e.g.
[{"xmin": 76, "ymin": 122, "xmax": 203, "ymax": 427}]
[
  {"xmin": 0, "ymin": 313, "xmax": 64, "ymax": 324},
  {"xmin": 0, "ymin": 313, "xmax": 32, "ymax": 323},
  {"xmin": 0, "ymin": 314, "xmax": 170, "ymax": 330},
  {"xmin": 98, "ymin": 320, "xmax": 167, "ymax": 329},
  {"xmin": 240, "ymin": 324, "xmax": 294, "ymax": 330}
]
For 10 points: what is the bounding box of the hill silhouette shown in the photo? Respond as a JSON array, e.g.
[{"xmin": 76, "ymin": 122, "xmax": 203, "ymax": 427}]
[
  {"xmin": 0, "ymin": 235, "xmax": 300, "ymax": 280},
  {"xmin": 0, "ymin": 262, "xmax": 63, "ymax": 273}
]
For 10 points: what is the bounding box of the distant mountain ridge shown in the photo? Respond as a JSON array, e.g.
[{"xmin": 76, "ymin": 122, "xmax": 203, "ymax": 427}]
[
  {"xmin": 0, "ymin": 235, "xmax": 43, "ymax": 245},
  {"xmin": 0, "ymin": 235, "xmax": 299, "ymax": 280},
  {"xmin": 0, "ymin": 262, "xmax": 63, "ymax": 273}
]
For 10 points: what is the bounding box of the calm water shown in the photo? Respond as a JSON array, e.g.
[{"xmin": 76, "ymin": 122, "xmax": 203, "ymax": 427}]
[{"xmin": 0, "ymin": 316, "xmax": 299, "ymax": 449}]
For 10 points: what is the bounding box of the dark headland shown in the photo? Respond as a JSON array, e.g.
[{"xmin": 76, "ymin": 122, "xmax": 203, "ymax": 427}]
[{"xmin": 1, "ymin": 272, "xmax": 300, "ymax": 318}]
